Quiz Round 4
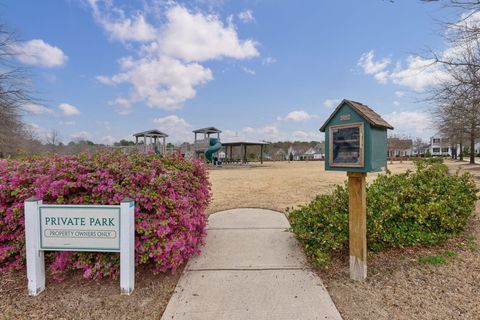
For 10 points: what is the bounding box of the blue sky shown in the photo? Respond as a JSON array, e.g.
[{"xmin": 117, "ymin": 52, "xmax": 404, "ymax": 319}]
[{"xmin": 3, "ymin": 0, "xmax": 457, "ymax": 144}]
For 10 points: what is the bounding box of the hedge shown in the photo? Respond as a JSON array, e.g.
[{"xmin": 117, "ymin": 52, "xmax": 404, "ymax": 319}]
[
  {"xmin": 289, "ymin": 158, "xmax": 478, "ymax": 266},
  {"xmin": 0, "ymin": 152, "xmax": 211, "ymax": 280}
]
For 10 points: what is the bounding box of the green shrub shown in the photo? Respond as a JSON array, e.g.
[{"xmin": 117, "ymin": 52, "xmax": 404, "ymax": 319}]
[{"xmin": 289, "ymin": 159, "xmax": 478, "ymax": 267}]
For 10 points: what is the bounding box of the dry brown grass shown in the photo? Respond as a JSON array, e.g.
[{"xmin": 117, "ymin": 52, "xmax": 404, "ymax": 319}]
[{"xmin": 208, "ymin": 160, "xmax": 414, "ymax": 214}]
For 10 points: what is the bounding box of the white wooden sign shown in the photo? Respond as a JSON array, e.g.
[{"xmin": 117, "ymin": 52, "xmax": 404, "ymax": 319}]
[
  {"xmin": 24, "ymin": 197, "xmax": 135, "ymax": 296},
  {"xmin": 39, "ymin": 205, "xmax": 120, "ymax": 251}
]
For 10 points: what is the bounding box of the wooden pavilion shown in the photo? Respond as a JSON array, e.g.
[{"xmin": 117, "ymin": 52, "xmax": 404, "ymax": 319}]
[
  {"xmin": 222, "ymin": 141, "xmax": 270, "ymax": 164},
  {"xmin": 133, "ymin": 129, "xmax": 168, "ymax": 153}
]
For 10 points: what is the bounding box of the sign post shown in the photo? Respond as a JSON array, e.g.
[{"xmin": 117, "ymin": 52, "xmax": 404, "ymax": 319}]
[
  {"xmin": 120, "ymin": 198, "xmax": 135, "ymax": 295},
  {"xmin": 24, "ymin": 197, "xmax": 135, "ymax": 295},
  {"xmin": 25, "ymin": 197, "xmax": 45, "ymax": 296},
  {"xmin": 320, "ymin": 99, "xmax": 393, "ymax": 281}
]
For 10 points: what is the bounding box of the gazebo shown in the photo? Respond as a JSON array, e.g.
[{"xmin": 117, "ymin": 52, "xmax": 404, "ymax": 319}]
[
  {"xmin": 222, "ymin": 141, "xmax": 270, "ymax": 164},
  {"xmin": 133, "ymin": 129, "xmax": 168, "ymax": 153}
]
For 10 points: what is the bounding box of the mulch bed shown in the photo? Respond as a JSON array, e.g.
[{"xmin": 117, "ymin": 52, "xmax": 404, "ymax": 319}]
[{"xmin": 0, "ymin": 265, "xmax": 182, "ymax": 320}]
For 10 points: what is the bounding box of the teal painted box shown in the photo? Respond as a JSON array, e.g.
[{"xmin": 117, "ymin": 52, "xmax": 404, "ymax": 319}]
[{"xmin": 320, "ymin": 99, "xmax": 393, "ymax": 172}]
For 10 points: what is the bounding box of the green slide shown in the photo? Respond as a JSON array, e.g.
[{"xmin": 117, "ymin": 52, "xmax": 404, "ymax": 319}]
[{"xmin": 205, "ymin": 138, "xmax": 222, "ymax": 163}]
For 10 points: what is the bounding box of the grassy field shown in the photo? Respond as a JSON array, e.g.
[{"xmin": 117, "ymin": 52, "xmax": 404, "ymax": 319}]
[
  {"xmin": 208, "ymin": 160, "xmax": 414, "ymax": 214},
  {"xmin": 2, "ymin": 159, "xmax": 478, "ymax": 320}
]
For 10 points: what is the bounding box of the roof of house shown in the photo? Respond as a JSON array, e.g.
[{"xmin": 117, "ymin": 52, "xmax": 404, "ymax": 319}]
[
  {"xmin": 133, "ymin": 129, "xmax": 168, "ymax": 138},
  {"xmin": 320, "ymin": 99, "xmax": 394, "ymax": 132},
  {"xmin": 193, "ymin": 127, "xmax": 222, "ymax": 134}
]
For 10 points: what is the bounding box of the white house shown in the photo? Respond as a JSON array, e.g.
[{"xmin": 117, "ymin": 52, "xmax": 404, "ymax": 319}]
[
  {"xmin": 429, "ymin": 135, "xmax": 454, "ymax": 156},
  {"xmin": 294, "ymin": 143, "xmax": 324, "ymax": 160}
]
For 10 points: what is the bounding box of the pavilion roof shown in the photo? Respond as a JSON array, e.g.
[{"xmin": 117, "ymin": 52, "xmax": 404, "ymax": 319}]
[
  {"xmin": 133, "ymin": 129, "xmax": 168, "ymax": 138},
  {"xmin": 193, "ymin": 127, "xmax": 222, "ymax": 134}
]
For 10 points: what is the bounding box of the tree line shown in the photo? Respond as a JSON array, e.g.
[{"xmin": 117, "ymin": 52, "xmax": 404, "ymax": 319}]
[{"xmin": 427, "ymin": 0, "xmax": 480, "ymax": 163}]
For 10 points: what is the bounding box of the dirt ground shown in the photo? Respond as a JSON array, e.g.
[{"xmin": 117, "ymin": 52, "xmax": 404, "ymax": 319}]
[
  {"xmin": 2, "ymin": 159, "xmax": 478, "ymax": 319},
  {"xmin": 0, "ymin": 266, "xmax": 181, "ymax": 320}
]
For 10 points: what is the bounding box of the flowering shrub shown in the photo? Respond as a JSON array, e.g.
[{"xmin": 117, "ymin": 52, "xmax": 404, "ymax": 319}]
[
  {"xmin": 0, "ymin": 152, "xmax": 211, "ymax": 280},
  {"xmin": 289, "ymin": 158, "xmax": 478, "ymax": 267}
]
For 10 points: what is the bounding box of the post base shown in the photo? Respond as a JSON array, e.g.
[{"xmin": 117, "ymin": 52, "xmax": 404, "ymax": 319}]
[{"xmin": 349, "ymin": 255, "xmax": 367, "ymax": 281}]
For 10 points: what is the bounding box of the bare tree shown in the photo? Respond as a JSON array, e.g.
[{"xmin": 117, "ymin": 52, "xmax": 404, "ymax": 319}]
[
  {"xmin": 0, "ymin": 24, "xmax": 37, "ymax": 157},
  {"xmin": 45, "ymin": 129, "xmax": 60, "ymax": 153}
]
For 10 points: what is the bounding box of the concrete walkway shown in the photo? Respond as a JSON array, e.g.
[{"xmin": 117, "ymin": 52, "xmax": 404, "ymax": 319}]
[{"xmin": 161, "ymin": 208, "xmax": 342, "ymax": 320}]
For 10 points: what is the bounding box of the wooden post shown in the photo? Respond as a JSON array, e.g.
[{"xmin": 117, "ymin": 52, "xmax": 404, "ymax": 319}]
[
  {"xmin": 25, "ymin": 197, "xmax": 45, "ymax": 296},
  {"xmin": 347, "ymin": 171, "xmax": 367, "ymax": 281},
  {"xmin": 120, "ymin": 198, "xmax": 135, "ymax": 295},
  {"xmin": 260, "ymin": 145, "xmax": 264, "ymax": 164}
]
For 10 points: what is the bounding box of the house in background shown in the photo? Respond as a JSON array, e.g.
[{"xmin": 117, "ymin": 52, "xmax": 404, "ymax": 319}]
[
  {"xmin": 274, "ymin": 149, "xmax": 287, "ymax": 161},
  {"xmin": 413, "ymin": 141, "xmax": 430, "ymax": 156},
  {"xmin": 294, "ymin": 143, "xmax": 324, "ymax": 160},
  {"xmin": 388, "ymin": 137, "xmax": 413, "ymax": 157},
  {"xmin": 429, "ymin": 135, "xmax": 455, "ymax": 157}
]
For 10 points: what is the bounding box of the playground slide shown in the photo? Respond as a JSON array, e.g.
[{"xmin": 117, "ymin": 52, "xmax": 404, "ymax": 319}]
[{"xmin": 205, "ymin": 138, "xmax": 222, "ymax": 163}]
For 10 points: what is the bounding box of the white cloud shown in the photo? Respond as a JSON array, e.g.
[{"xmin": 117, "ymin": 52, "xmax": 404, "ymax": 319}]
[
  {"xmin": 94, "ymin": 4, "xmax": 259, "ymax": 112},
  {"xmin": 358, "ymin": 50, "xmax": 450, "ymax": 91},
  {"xmin": 242, "ymin": 67, "xmax": 256, "ymax": 75},
  {"xmin": 71, "ymin": 131, "xmax": 92, "ymax": 140},
  {"xmin": 109, "ymin": 98, "xmax": 132, "ymax": 115},
  {"xmin": 23, "ymin": 103, "xmax": 53, "ymax": 115},
  {"xmin": 223, "ymin": 125, "xmax": 280, "ymax": 142},
  {"xmin": 390, "ymin": 56, "xmax": 450, "ymax": 91},
  {"xmin": 283, "ymin": 110, "xmax": 315, "ymax": 122},
  {"xmin": 292, "ymin": 130, "xmax": 322, "ymax": 141},
  {"xmin": 238, "ymin": 10, "xmax": 254, "ymax": 23},
  {"xmin": 153, "ymin": 115, "xmax": 192, "ymax": 142},
  {"xmin": 383, "ymin": 111, "xmax": 432, "ymax": 136},
  {"xmin": 374, "ymin": 71, "xmax": 389, "ymax": 84},
  {"xmin": 58, "ymin": 103, "xmax": 81, "ymax": 116},
  {"xmin": 13, "ymin": 39, "xmax": 67, "ymax": 67},
  {"xmin": 262, "ymin": 57, "xmax": 276, "ymax": 65},
  {"xmin": 104, "ymin": 56, "xmax": 213, "ymax": 110},
  {"xmin": 96, "ymin": 75, "xmax": 114, "ymax": 85},
  {"xmin": 88, "ymin": 0, "xmax": 156, "ymax": 42},
  {"xmin": 159, "ymin": 5, "xmax": 259, "ymax": 62},
  {"xmin": 393, "ymin": 101, "xmax": 400, "ymax": 106},
  {"xmin": 323, "ymin": 98, "xmax": 341, "ymax": 109},
  {"xmin": 242, "ymin": 127, "xmax": 255, "ymax": 133},
  {"xmin": 395, "ymin": 91, "xmax": 405, "ymax": 97},
  {"xmin": 259, "ymin": 125, "xmax": 279, "ymax": 135},
  {"xmin": 358, "ymin": 50, "xmax": 391, "ymax": 75}
]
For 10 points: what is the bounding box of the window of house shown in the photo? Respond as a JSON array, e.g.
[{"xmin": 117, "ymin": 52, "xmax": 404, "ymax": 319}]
[
  {"xmin": 433, "ymin": 148, "xmax": 440, "ymax": 153},
  {"xmin": 442, "ymin": 147, "xmax": 449, "ymax": 153},
  {"xmin": 432, "ymin": 138, "xmax": 440, "ymax": 144},
  {"xmin": 442, "ymin": 138, "xmax": 449, "ymax": 143}
]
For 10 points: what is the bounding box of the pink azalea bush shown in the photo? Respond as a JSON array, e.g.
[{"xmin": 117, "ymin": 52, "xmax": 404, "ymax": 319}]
[{"xmin": 0, "ymin": 152, "xmax": 211, "ymax": 280}]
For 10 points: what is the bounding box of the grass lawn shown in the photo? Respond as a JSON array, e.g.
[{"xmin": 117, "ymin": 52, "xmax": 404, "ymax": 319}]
[
  {"xmin": 208, "ymin": 160, "xmax": 414, "ymax": 214},
  {"xmin": 1, "ymin": 160, "xmax": 478, "ymax": 319}
]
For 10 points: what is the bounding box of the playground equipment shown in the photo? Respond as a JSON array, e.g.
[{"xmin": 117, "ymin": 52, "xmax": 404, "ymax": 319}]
[
  {"xmin": 193, "ymin": 127, "xmax": 222, "ymax": 163},
  {"xmin": 205, "ymin": 137, "xmax": 222, "ymax": 164}
]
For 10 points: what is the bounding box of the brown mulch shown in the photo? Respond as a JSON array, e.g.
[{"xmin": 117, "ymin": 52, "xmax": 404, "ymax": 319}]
[{"xmin": 0, "ymin": 265, "xmax": 181, "ymax": 320}]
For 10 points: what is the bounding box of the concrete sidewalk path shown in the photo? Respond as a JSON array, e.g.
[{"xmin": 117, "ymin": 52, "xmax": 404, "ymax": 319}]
[{"xmin": 161, "ymin": 208, "xmax": 342, "ymax": 320}]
